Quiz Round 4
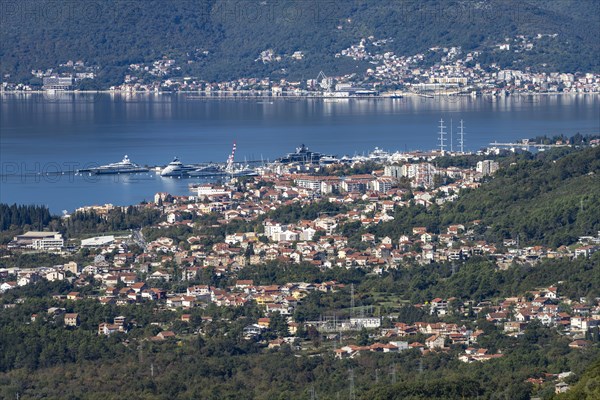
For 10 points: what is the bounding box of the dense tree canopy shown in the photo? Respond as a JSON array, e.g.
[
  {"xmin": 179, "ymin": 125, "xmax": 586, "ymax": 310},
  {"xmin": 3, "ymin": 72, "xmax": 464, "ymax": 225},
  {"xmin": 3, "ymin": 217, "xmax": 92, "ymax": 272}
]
[
  {"xmin": 369, "ymin": 147, "xmax": 600, "ymax": 247},
  {"xmin": 2, "ymin": 0, "xmax": 599, "ymax": 86}
]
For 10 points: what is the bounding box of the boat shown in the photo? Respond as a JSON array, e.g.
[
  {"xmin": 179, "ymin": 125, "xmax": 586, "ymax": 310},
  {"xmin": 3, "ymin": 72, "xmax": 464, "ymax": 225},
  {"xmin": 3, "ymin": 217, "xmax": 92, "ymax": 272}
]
[
  {"xmin": 221, "ymin": 141, "xmax": 258, "ymax": 177},
  {"xmin": 367, "ymin": 147, "xmax": 391, "ymax": 162},
  {"xmin": 277, "ymin": 144, "xmax": 333, "ymax": 164},
  {"xmin": 160, "ymin": 157, "xmax": 199, "ymax": 177},
  {"xmin": 318, "ymin": 155, "xmax": 339, "ymax": 165},
  {"xmin": 77, "ymin": 155, "xmax": 148, "ymax": 175},
  {"xmin": 188, "ymin": 164, "xmax": 227, "ymax": 177},
  {"xmin": 228, "ymin": 165, "xmax": 258, "ymax": 177},
  {"xmin": 180, "ymin": 141, "xmax": 259, "ymax": 178},
  {"xmin": 339, "ymin": 155, "xmax": 354, "ymax": 164}
]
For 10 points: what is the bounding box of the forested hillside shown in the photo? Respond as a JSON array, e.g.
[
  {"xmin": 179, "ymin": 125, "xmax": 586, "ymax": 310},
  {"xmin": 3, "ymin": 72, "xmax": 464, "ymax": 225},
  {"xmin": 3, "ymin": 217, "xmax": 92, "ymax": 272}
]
[
  {"xmin": 556, "ymin": 358, "xmax": 600, "ymax": 400},
  {"xmin": 1, "ymin": 0, "xmax": 599, "ymax": 85},
  {"xmin": 444, "ymin": 146, "xmax": 600, "ymax": 246},
  {"xmin": 370, "ymin": 147, "xmax": 600, "ymax": 247}
]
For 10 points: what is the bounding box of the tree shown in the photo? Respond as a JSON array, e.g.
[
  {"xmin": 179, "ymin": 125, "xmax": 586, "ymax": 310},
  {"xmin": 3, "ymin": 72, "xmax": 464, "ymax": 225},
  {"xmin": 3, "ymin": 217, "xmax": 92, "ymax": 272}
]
[
  {"xmin": 357, "ymin": 328, "xmax": 371, "ymax": 346},
  {"xmin": 269, "ymin": 312, "xmax": 289, "ymax": 337}
]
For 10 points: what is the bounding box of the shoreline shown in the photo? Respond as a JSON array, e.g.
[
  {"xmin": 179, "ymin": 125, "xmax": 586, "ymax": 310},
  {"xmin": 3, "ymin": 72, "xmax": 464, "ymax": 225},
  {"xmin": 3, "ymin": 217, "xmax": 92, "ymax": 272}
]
[{"xmin": 1, "ymin": 90, "xmax": 599, "ymax": 98}]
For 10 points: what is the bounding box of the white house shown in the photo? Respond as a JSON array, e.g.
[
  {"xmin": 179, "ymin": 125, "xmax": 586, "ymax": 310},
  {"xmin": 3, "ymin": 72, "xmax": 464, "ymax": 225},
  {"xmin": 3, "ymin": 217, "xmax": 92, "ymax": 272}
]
[
  {"xmin": 0, "ymin": 281, "xmax": 17, "ymax": 293},
  {"xmin": 45, "ymin": 270, "xmax": 65, "ymax": 281}
]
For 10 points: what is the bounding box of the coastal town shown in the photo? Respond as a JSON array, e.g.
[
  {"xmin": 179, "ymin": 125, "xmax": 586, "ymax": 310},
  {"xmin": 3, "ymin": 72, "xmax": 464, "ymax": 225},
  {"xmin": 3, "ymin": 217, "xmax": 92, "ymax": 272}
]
[
  {"xmin": 2, "ymin": 142, "xmax": 599, "ymax": 396},
  {"xmin": 3, "ymin": 36, "xmax": 600, "ymax": 96},
  {"xmin": 2, "ymin": 1, "xmax": 599, "ymax": 398}
]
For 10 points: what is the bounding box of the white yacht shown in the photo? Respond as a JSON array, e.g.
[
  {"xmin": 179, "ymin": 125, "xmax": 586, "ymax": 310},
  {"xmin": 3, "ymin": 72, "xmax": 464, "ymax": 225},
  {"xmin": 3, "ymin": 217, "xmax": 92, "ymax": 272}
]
[
  {"xmin": 229, "ymin": 165, "xmax": 258, "ymax": 177},
  {"xmin": 188, "ymin": 164, "xmax": 227, "ymax": 177},
  {"xmin": 318, "ymin": 155, "xmax": 339, "ymax": 165},
  {"xmin": 77, "ymin": 155, "xmax": 148, "ymax": 175},
  {"xmin": 160, "ymin": 157, "xmax": 198, "ymax": 177}
]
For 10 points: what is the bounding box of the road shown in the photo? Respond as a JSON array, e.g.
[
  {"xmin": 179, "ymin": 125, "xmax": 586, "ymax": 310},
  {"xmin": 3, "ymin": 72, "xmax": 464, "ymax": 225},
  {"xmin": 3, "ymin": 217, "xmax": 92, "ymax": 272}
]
[{"xmin": 132, "ymin": 229, "xmax": 147, "ymax": 251}]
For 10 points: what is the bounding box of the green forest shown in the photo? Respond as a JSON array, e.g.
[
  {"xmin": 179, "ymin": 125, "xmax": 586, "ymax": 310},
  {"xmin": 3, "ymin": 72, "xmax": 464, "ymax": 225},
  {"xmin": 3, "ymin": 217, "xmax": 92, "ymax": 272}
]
[
  {"xmin": 1, "ymin": 0, "xmax": 599, "ymax": 86},
  {"xmin": 367, "ymin": 146, "xmax": 600, "ymax": 247}
]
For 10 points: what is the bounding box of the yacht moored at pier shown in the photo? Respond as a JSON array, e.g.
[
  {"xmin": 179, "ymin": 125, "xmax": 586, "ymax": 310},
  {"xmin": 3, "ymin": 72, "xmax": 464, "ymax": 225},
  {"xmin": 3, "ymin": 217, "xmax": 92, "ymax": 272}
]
[
  {"xmin": 160, "ymin": 157, "xmax": 199, "ymax": 177},
  {"xmin": 224, "ymin": 142, "xmax": 258, "ymax": 176},
  {"xmin": 188, "ymin": 164, "xmax": 227, "ymax": 177},
  {"xmin": 277, "ymin": 144, "xmax": 334, "ymax": 164},
  {"xmin": 77, "ymin": 155, "xmax": 149, "ymax": 175}
]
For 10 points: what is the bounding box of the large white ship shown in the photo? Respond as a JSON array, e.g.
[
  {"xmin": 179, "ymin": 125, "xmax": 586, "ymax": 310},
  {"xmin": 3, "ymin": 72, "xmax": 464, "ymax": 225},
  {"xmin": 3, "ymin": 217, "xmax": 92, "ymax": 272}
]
[
  {"xmin": 77, "ymin": 155, "xmax": 149, "ymax": 175},
  {"xmin": 160, "ymin": 157, "xmax": 199, "ymax": 177}
]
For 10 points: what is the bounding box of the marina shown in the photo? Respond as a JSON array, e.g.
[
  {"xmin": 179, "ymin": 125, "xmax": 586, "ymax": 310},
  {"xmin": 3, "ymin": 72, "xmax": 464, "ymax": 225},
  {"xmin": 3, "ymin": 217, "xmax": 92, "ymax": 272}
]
[
  {"xmin": 1, "ymin": 94, "xmax": 598, "ymax": 213},
  {"xmin": 488, "ymin": 139, "xmax": 571, "ymax": 150}
]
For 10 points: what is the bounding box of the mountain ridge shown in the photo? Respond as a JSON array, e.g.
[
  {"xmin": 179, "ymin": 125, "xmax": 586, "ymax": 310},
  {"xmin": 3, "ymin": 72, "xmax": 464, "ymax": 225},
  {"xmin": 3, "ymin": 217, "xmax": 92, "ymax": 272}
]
[{"xmin": 1, "ymin": 0, "xmax": 599, "ymax": 86}]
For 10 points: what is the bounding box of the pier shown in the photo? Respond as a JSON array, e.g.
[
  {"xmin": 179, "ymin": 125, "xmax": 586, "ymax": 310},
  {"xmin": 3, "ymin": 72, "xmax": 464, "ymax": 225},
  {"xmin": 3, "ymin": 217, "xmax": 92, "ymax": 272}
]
[{"xmin": 488, "ymin": 140, "xmax": 571, "ymax": 150}]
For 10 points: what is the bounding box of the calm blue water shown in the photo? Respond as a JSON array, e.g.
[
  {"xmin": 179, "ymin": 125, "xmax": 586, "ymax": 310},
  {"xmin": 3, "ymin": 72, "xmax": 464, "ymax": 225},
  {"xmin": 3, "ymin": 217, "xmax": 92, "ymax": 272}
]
[{"xmin": 1, "ymin": 93, "xmax": 599, "ymax": 213}]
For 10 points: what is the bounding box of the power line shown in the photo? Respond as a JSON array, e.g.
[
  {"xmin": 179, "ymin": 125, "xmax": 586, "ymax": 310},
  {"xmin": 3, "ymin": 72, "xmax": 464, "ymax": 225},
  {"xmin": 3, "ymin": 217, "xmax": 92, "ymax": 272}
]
[
  {"xmin": 310, "ymin": 386, "xmax": 318, "ymax": 400},
  {"xmin": 350, "ymin": 283, "xmax": 355, "ymax": 314},
  {"xmin": 348, "ymin": 369, "xmax": 356, "ymax": 400}
]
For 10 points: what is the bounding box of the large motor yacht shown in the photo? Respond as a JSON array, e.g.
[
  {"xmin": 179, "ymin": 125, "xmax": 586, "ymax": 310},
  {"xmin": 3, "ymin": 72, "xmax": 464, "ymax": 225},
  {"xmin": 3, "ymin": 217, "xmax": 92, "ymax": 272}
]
[
  {"xmin": 77, "ymin": 155, "xmax": 149, "ymax": 175},
  {"xmin": 160, "ymin": 157, "xmax": 199, "ymax": 177}
]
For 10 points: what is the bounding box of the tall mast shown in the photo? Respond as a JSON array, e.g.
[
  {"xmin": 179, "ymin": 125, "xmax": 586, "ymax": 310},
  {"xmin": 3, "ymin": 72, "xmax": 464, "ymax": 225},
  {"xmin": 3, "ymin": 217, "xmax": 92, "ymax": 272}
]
[
  {"xmin": 450, "ymin": 118, "xmax": 453, "ymax": 153},
  {"xmin": 459, "ymin": 120, "xmax": 466, "ymax": 153},
  {"xmin": 226, "ymin": 141, "xmax": 236, "ymax": 173},
  {"xmin": 438, "ymin": 118, "xmax": 447, "ymax": 153}
]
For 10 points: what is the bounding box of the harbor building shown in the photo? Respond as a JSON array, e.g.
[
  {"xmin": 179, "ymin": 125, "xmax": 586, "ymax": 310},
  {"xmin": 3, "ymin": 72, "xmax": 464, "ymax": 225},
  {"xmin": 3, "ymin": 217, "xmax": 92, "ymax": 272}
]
[
  {"xmin": 42, "ymin": 76, "xmax": 74, "ymax": 90},
  {"xmin": 9, "ymin": 231, "xmax": 64, "ymax": 250}
]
